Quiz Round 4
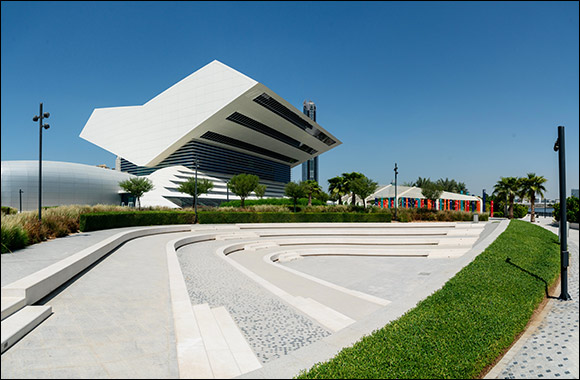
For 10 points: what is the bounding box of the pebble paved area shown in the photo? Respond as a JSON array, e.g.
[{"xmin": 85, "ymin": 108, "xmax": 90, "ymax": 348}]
[
  {"xmin": 487, "ymin": 217, "xmax": 579, "ymax": 379},
  {"xmin": 176, "ymin": 240, "xmax": 331, "ymax": 364}
]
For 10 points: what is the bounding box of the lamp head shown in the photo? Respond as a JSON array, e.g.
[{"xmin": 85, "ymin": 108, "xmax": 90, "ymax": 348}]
[
  {"xmin": 43, "ymin": 112, "xmax": 50, "ymax": 118},
  {"xmin": 553, "ymin": 138, "xmax": 560, "ymax": 152},
  {"xmin": 43, "ymin": 124, "xmax": 50, "ymax": 130},
  {"xmin": 33, "ymin": 115, "xmax": 39, "ymax": 122}
]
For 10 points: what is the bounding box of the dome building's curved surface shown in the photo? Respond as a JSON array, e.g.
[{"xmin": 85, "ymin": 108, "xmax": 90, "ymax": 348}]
[{"xmin": 1, "ymin": 161, "xmax": 133, "ymax": 211}]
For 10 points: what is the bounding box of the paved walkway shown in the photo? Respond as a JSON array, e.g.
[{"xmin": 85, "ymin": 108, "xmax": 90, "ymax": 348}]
[
  {"xmin": 1, "ymin": 219, "xmax": 577, "ymax": 379},
  {"xmin": 1, "ymin": 229, "xmax": 190, "ymax": 378},
  {"xmin": 485, "ymin": 216, "xmax": 579, "ymax": 379}
]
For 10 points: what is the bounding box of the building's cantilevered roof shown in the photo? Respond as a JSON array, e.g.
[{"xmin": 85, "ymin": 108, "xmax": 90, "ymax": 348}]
[{"xmin": 80, "ymin": 60, "xmax": 341, "ymax": 168}]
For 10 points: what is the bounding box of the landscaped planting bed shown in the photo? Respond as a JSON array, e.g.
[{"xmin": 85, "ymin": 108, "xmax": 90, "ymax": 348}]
[{"xmin": 296, "ymin": 220, "xmax": 560, "ymax": 379}]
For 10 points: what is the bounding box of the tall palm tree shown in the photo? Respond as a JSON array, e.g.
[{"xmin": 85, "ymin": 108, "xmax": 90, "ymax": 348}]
[
  {"xmin": 328, "ymin": 176, "xmax": 347, "ymax": 205},
  {"xmin": 493, "ymin": 176, "xmax": 520, "ymax": 219},
  {"xmin": 302, "ymin": 180, "xmax": 322, "ymax": 206},
  {"xmin": 414, "ymin": 176, "xmax": 432, "ymax": 188},
  {"xmin": 519, "ymin": 173, "xmax": 547, "ymax": 223},
  {"xmin": 342, "ymin": 172, "xmax": 365, "ymax": 205}
]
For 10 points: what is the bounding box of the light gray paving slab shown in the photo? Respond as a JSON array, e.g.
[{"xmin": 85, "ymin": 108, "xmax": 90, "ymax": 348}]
[
  {"xmin": 1, "ymin": 231, "xmax": 190, "ymax": 379},
  {"xmin": 1, "ymin": 227, "xmax": 143, "ymax": 287}
]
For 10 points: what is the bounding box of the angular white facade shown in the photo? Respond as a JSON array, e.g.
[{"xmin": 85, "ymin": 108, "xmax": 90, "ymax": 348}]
[{"xmin": 80, "ymin": 60, "xmax": 341, "ymax": 169}]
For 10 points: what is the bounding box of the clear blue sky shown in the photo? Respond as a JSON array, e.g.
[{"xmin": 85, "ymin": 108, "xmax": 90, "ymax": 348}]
[{"xmin": 2, "ymin": 1, "xmax": 578, "ymax": 199}]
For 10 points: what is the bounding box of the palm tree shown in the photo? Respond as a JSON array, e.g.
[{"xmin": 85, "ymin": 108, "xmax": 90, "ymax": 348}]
[
  {"xmin": 413, "ymin": 176, "xmax": 432, "ymax": 188},
  {"xmin": 302, "ymin": 180, "xmax": 322, "ymax": 206},
  {"xmin": 342, "ymin": 172, "xmax": 365, "ymax": 205},
  {"xmin": 328, "ymin": 176, "xmax": 347, "ymax": 205},
  {"xmin": 328, "ymin": 176, "xmax": 348, "ymax": 205},
  {"xmin": 436, "ymin": 178, "xmax": 457, "ymax": 192},
  {"xmin": 519, "ymin": 173, "xmax": 547, "ymax": 223},
  {"xmin": 493, "ymin": 177, "xmax": 520, "ymax": 219},
  {"xmin": 456, "ymin": 181, "xmax": 468, "ymax": 194}
]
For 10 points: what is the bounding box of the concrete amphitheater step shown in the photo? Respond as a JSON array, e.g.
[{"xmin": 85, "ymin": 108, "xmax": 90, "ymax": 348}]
[
  {"xmin": 211, "ymin": 306, "xmax": 261, "ymax": 374},
  {"xmin": 292, "ymin": 296, "xmax": 355, "ymax": 332},
  {"xmin": 192, "ymin": 303, "xmax": 261, "ymax": 378},
  {"xmin": 1, "ymin": 305, "xmax": 52, "ymax": 354},
  {"xmin": 0, "ymin": 296, "xmax": 26, "ymax": 320}
]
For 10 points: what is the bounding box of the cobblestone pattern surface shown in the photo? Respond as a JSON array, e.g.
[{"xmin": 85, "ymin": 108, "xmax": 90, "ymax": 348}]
[
  {"xmin": 177, "ymin": 241, "xmax": 331, "ymax": 364},
  {"xmin": 498, "ymin": 235, "xmax": 579, "ymax": 379}
]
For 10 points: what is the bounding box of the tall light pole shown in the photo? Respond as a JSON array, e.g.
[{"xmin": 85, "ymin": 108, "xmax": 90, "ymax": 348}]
[
  {"xmin": 394, "ymin": 163, "xmax": 398, "ymax": 221},
  {"xmin": 553, "ymin": 125, "xmax": 571, "ymax": 301},
  {"xmin": 193, "ymin": 156, "xmax": 199, "ymax": 223},
  {"xmin": 19, "ymin": 189, "xmax": 24, "ymax": 213},
  {"xmin": 33, "ymin": 103, "xmax": 50, "ymax": 221},
  {"xmin": 482, "ymin": 189, "xmax": 486, "ymax": 213},
  {"xmin": 226, "ymin": 180, "xmax": 229, "ymax": 202}
]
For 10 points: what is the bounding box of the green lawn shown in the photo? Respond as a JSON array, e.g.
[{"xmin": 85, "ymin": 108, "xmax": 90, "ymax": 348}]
[{"xmin": 296, "ymin": 220, "xmax": 560, "ymax": 379}]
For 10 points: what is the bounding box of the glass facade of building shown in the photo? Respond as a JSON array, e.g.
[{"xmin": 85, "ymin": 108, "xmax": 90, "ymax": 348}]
[
  {"xmin": 119, "ymin": 138, "xmax": 291, "ymax": 183},
  {"xmin": 301, "ymin": 100, "xmax": 319, "ymax": 183}
]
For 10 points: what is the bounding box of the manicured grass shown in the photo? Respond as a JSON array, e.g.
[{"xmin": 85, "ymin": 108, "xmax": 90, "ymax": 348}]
[{"xmin": 296, "ymin": 220, "xmax": 560, "ymax": 379}]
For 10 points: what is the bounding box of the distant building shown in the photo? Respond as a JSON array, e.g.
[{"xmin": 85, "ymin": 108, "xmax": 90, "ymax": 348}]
[
  {"xmin": 301, "ymin": 100, "xmax": 319, "ymax": 183},
  {"xmin": 1, "ymin": 161, "xmax": 132, "ymax": 211},
  {"xmin": 341, "ymin": 184, "xmax": 484, "ymax": 212},
  {"xmin": 80, "ymin": 61, "xmax": 341, "ymax": 207}
]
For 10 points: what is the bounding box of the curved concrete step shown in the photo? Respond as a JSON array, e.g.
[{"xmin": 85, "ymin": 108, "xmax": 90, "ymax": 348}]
[
  {"xmin": 1, "ymin": 305, "xmax": 52, "ymax": 353},
  {"xmin": 1, "ymin": 296, "xmax": 26, "ymax": 321}
]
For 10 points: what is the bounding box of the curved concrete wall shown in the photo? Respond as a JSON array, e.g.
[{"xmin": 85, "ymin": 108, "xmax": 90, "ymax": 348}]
[{"xmin": 1, "ymin": 161, "xmax": 133, "ymax": 211}]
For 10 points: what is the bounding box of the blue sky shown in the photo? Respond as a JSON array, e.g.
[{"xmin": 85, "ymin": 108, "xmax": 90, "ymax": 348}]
[{"xmin": 2, "ymin": 1, "xmax": 578, "ymax": 199}]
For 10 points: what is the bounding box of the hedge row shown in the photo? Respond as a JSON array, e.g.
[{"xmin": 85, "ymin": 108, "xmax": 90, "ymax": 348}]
[
  {"xmin": 296, "ymin": 220, "xmax": 560, "ymax": 379},
  {"xmin": 79, "ymin": 211, "xmax": 393, "ymax": 231},
  {"xmin": 80, "ymin": 211, "xmax": 197, "ymax": 232},
  {"xmin": 198, "ymin": 212, "xmax": 392, "ymax": 224},
  {"xmin": 396, "ymin": 208, "xmax": 489, "ymax": 222},
  {"xmin": 219, "ymin": 197, "xmax": 325, "ymax": 207}
]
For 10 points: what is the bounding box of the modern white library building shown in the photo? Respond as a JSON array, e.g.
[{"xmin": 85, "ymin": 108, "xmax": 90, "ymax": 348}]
[{"xmin": 2, "ymin": 60, "xmax": 341, "ymax": 210}]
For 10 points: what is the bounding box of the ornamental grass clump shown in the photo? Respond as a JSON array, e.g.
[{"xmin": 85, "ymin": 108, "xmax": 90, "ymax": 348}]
[
  {"xmin": 0, "ymin": 204, "xmax": 154, "ymax": 253},
  {"xmin": 1, "ymin": 216, "xmax": 29, "ymax": 253}
]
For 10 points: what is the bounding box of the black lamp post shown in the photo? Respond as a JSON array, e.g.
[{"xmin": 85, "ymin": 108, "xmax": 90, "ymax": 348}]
[
  {"xmin": 19, "ymin": 189, "xmax": 24, "ymax": 213},
  {"xmin": 33, "ymin": 103, "xmax": 50, "ymax": 222},
  {"xmin": 554, "ymin": 125, "xmax": 571, "ymax": 301},
  {"xmin": 193, "ymin": 156, "xmax": 199, "ymax": 223},
  {"xmin": 482, "ymin": 189, "xmax": 486, "ymax": 213},
  {"xmin": 226, "ymin": 180, "xmax": 229, "ymax": 202},
  {"xmin": 394, "ymin": 163, "xmax": 398, "ymax": 221}
]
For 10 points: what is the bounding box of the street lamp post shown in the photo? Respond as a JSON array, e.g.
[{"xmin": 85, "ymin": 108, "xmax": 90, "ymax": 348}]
[
  {"xmin": 553, "ymin": 125, "xmax": 571, "ymax": 301},
  {"xmin": 33, "ymin": 103, "xmax": 50, "ymax": 222},
  {"xmin": 19, "ymin": 189, "xmax": 24, "ymax": 213},
  {"xmin": 394, "ymin": 163, "xmax": 398, "ymax": 221},
  {"xmin": 226, "ymin": 180, "xmax": 229, "ymax": 202},
  {"xmin": 193, "ymin": 156, "xmax": 199, "ymax": 223},
  {"xmin": 482, "ymin": 189, "xmax": 486, "ymax": 213}
]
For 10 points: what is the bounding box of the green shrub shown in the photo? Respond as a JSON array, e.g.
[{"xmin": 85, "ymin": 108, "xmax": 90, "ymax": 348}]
[
  {"xmin": 219, "ymin": 198, "xmax": 324, "ymax": 208},
  {"xmin": 80, "ymin": 211, "xmax": 197, "ymax": 232},
  {"xmin": 1, "ymin": 206, "xmax": 18, "ymax": 216},
  {"xmin": 553, "ymin": 196, "xmax": 579, "ymax": 223},
  {"xmin": 197, "ymin": 212, "xmax": 393, "ymax": 224},
  {"xmin": 513, "ymin": 204, "xmax": 528, "ymax": 219},
  {"xmin": 297, "ymin": 220, "xmax": 559, "ymax": 379},
  {"xmin": 391, "ymin": 208, "xmax": 485, "ymax": 222}
]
